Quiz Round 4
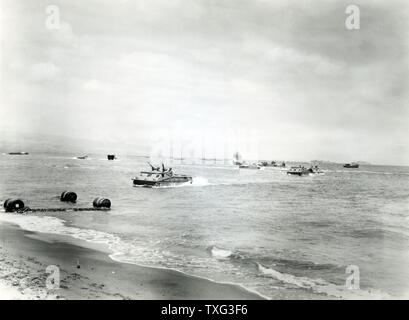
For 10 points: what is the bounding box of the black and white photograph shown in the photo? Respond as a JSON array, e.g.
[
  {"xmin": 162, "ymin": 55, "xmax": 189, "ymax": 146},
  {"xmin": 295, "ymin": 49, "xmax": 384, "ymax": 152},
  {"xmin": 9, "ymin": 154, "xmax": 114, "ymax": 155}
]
[{"xmin": 0, "ymin": 0, "xmax": 408, "ymax": 306}]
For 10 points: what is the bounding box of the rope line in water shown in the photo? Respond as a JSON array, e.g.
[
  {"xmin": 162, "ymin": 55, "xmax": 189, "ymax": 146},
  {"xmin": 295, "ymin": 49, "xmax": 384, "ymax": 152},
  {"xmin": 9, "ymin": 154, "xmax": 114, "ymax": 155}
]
[{"xmin": 15, "ymin": 207, "xmax": 110, "ymax": 213}]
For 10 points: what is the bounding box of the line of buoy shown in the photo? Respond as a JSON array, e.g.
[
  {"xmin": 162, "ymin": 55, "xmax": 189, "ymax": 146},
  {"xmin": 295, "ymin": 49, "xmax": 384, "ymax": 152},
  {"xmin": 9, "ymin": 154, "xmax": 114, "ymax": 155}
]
[
  {"xmin": 60, "ymin": 191, "xmax": 77, "ymax": 203},
  {"xmin": 3, "ymin": 198, "xmax": 25, "ymax": 212},
  {"xmin": 23, "ymin": 207, "xmax": 110, "ymax": 213},
  {"xmin": 2, "ymin": 194, "xmax": 111, "ymax": 213},
  {"xmin": 93, "ymin": 197, "xmax": 111, "ymax": 208}
]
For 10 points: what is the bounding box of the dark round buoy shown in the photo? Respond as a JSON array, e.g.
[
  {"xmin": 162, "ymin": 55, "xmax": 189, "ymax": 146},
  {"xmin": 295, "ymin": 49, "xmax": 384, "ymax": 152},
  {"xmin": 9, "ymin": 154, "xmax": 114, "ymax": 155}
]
[
  {"xmin": 93, "ymin": 197, "xmax": 111, "ymax": 208},
  {"xmin": 107, "ymin": 154, "xmax": 116, "ymax": 160},
  {"xmin": 60, "ymin": 191, "xmax": 77, "ymax": 203},
  {"xmin": 3, "ymin": 198, "xmax": 25, "ymax": 212}
]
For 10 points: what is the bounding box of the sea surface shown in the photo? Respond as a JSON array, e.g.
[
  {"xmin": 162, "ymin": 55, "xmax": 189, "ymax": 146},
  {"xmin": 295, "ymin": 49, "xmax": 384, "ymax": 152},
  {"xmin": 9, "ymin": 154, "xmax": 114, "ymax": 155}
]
[{"xmin": 1, "ymin": 153, "xmax": 409, "ymax": 299}]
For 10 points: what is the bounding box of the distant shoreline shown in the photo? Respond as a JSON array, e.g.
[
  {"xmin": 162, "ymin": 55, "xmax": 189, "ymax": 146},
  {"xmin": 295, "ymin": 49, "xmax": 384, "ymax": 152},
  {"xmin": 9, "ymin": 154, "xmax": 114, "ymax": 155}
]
[
  {"xmin": 5, "ymin": 151, "xmax": 409, "ymax": 167},
  {"xmin": 2, "ymin": 145, "xmax": 409, "ymax": 166}
]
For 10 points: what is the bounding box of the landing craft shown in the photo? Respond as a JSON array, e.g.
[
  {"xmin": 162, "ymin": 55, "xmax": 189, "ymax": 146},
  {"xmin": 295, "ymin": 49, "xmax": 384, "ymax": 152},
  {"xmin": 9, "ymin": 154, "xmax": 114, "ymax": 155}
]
[
  {"xmin": 287, "ymin": 166, "xmax": 309, "ymax": 176},
  {"xmin": 343, "ymin": 163, "xmax": 359, "ymax": 168},
  {"xmin": 259, "ymin": 160, "xmax": 286, "ymax": 168},
  {"xmin": 287, "ymin": 165, "xmax": 322, "ymax": 176},
  {"xmin": 8, "ymin": 152, "xmax": 29, "ymax": 155},
  {"xmin": 132, "ymin": 163, "xmax": 192, "ymax": 187}
]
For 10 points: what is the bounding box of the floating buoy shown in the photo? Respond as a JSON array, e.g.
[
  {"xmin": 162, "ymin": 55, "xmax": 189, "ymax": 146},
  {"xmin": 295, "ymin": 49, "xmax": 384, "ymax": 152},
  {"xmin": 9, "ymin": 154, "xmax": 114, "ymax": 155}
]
[
  {"xmin": 60, "ymin": 191, "xmax": 77, "ymax": 203},
  {"xmin": 107, "ymin": 154, "xmax": 116, "ymax": 160},
  {"xmin": 3, "ymin": 198, "xmax": 25, "ymax": 212},
  {"xmin": 93, "ymin": 197, "xmax": 111, "ymax": 208}
]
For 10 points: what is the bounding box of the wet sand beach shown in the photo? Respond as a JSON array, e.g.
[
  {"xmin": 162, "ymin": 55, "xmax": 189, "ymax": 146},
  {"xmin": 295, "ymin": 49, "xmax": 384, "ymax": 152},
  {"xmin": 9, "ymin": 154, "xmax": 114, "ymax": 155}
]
[{"xmin": 0, "ymin": 222, "xmax": 263, "ymax": 300}]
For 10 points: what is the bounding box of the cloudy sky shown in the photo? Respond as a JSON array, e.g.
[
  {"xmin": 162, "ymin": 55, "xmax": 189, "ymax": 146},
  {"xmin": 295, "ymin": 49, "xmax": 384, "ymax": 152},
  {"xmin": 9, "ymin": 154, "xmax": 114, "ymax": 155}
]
[{"xmin": 0, "ymin": 0, "xmax": 408, "ymax": 164}]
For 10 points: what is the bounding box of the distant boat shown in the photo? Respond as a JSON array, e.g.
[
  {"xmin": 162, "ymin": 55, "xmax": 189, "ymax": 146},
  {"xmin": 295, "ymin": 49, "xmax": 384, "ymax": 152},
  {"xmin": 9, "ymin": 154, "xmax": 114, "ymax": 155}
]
[
  {"xmin": 8, "ymin": 152, "xmax": 29, "ymax": 155},
  {"xmin": 259, "ymin": 161, "xmax": 286, "ymax": 168},
  {"xmin": 287, "ymin": 165, "xmax": 321, "ymax": 176},
  {"xmin": 76, "ymin": 155, "xmax": 88, "ymax": 160},
  {"xmin": 287, "ymin": 166, "xmax": 309, "ymax": 176},
  {"xmin": 107, "ymin": 154, "xmax": 116, "ymax": 160},
  {"xmin": 343, "ymin": 163, "xmax": 359, "ymax": 168},
  {"xmin": 233, "ymin": 151, "xmax": 243, "ymax": 165}
]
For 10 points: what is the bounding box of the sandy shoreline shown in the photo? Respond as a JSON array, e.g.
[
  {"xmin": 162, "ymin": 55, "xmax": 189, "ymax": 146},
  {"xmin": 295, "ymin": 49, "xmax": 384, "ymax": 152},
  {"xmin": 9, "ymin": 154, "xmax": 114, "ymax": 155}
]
[{"xmin": 0, "ymin": 222, "xmax": 263, "ymax": 300}]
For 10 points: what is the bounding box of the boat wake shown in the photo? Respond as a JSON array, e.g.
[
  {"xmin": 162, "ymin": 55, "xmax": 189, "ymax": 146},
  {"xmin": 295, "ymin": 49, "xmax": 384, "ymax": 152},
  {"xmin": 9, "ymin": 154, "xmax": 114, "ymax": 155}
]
[
  {"xmin": 191, "ymin": 177, "xmax": 211, "ymax": 186},
  {"xmin": 308, "ymin": 172, "xmax": 325, "ymax": 176},
  {"xmin": 132, "ymin": 177, "xmax": 212, "ymax": 188}
]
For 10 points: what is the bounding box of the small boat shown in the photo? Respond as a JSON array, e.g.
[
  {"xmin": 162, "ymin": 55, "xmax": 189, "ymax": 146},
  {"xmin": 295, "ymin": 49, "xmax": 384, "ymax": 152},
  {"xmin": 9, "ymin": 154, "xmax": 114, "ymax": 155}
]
[
  {"xmin": 287, "ymin": 166, "xmax": 321, "ymax": 176},
  {"xmin": 132, "ymin": 163, "xmax": 192, "ymax": 187},
  {"xmin": 259, "ymin": 161, "xmax": 286, "ymax": 168},
  {"xmin": 8, "ymin": 152, "xmax": 29, "ymax": 155},
  {"xmin": 287, "ymin": 166, "xmax": 309, "ymax": 176},
  {"xmin": 232, "ymin": 151, "xmax": 243, "ymax": 165},
  {"xmin": 76, "ymin": 155, "xmax": 88, "ymax": 160},
  {"xmin": 107, "ymin": 154, "xmax": 116, "ymax": 160},
  {"xmin": 343, "ymin": 163, "xmax": 359, "ymax": 168}
]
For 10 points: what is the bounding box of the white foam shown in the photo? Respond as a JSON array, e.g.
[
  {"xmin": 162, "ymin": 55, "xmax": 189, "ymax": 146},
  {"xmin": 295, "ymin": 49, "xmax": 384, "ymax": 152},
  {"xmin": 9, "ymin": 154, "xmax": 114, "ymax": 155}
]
[
  {"xmin": 0, "ymin": 282, "xmax": 26, "ymax": 300},
  {"xmin": 191, "ymin": 177, "xmax": 211, "ymax": 186},
  {"xmin": 0, "ymin": 213, "xmax": 120, "ymax": 249},
  {"xmin": 211, "ymin": 246, "xmax": 233, "ymax": 259},
  {"xmin": 0, "ymin": 213, "xmax": 393, "ymax": 300},
  {"xmin": 149, "ymin": 176, "xmax": 212, "ymax": 188},
  {"xmin": 0, "ymin": 214, "xmax": 268, "ymax": 299},
  {"xmin": 257, "ymin": 263, "xmax": 390, "ymax": 299},
  {"xmin": 308, "ymin": 172, "xmax": 325, "ymax": 176}
]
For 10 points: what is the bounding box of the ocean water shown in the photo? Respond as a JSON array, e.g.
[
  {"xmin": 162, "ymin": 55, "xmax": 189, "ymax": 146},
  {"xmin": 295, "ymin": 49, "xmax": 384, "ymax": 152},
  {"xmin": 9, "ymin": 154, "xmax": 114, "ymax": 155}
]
[{"xmin": 1, "ymin": 153, "xmax": 409, "ymax": 299}]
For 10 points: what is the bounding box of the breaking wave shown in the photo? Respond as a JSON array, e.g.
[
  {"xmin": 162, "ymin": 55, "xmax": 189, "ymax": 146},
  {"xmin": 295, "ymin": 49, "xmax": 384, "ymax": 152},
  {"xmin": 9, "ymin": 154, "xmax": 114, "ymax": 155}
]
[
  {"xmin": 0, "ymin": 213, "xmax": 120, "ymax": 247},
  {"xmin": 0, "ymin": 212, "xmax": 395, "ymax": 300},
  {"xmin": 257, "ymin": 263, "xmax": 390, "ymax": 299},
  {"xmin": 210, "ymin": 246, "xmax": 233, "ymax": 259}
]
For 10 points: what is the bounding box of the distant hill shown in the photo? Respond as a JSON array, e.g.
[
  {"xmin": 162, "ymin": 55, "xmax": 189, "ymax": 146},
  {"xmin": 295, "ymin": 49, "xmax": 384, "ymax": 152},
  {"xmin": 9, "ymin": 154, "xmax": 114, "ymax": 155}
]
[
  {"xmin": 310, "ymin": 160, "xmax": 339, "ymax": 164},
  {"xmin": 355, "ymin": 161, "xmax": 372, "ymax": 165},
  {"xmin": 310, "ymin": 160, "xmax": 372, "ymax": 165}
]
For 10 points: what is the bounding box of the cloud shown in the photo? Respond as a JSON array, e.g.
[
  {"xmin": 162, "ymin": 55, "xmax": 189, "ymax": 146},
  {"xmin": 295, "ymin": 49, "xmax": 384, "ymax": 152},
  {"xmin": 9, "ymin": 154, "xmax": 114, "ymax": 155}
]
[
  {"xmin": 83, "ymin": 79, "xmax": 101, "ymax": 91},
  {"xmin": 45, "ymin": 21, "xmax": 76, "ymax": 45},
  {"xmin": 28, "ymin": 62, "xmax": 61, "ymax": 82},
  {"xmin": 1, "ymin": 0, "xmax": 408, "ymax": 164}
]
